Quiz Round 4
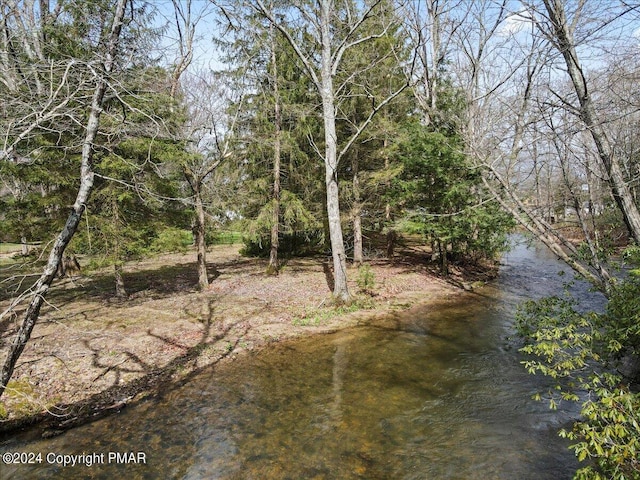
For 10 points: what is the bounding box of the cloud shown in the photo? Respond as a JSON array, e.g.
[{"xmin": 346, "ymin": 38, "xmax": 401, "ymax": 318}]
[{"xmin": 499, "ymin": 11, "xmax": 533, "ymax": 37}]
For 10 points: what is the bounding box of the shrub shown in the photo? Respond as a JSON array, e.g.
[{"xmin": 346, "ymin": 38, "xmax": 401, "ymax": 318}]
[
  {"xmin": 357, "ymin": 264, "xmax": 375, "ymax": 294},
  {"xmin": 240, "ymin": 230, "xmax": 325, "ymax": 258},
  {"xmin": 516, "ymin": 282, "xmax": 640, "ymax": 480},
  {"xmin": 149, "ymin": 228, "xmax": 192, "ymax": 253}
]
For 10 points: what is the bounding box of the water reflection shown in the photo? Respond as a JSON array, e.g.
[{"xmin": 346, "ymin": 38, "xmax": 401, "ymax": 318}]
[{"xmin": 1, "ymin": 238, "xmax": 590, "ymax": 479}]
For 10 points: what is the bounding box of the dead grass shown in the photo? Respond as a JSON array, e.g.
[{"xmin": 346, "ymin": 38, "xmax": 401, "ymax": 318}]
[{"xmin": 0, "ymin": 243, "xmax": 487, "ymax": 437}]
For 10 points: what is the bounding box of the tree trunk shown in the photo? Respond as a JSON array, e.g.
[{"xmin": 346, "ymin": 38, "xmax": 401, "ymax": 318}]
[
  {"xmin": 324, "ymin": 127, "xmax": 350, "ymax": 303},
  {"xmin": 353, "ymin": 212, "xmax": 363, "ymax": 265},
  {"xmin": 114, "ymin": 263, "xmax": 127, "ymax": 298},
  {"xmin": 112, "ymin": 196, "xmax": 127, "ymax": 298},
  {"xmin": 386, "ymin": 228, "xmax": 396, "ymax": 258},
  {"xmin": 20, "ymin": 236, "xmax": 28, "ymax": 256},
  {"xmin": 0, "ymin": 0, "xmax": 127, "ymax": 400},
  {"xmin": 438, "ymin": 240, "xmax": 448, "ymax": 275},
  {"xmin": 321, "ymin": 0, "xmax": 350, "ymax": 303},
  {"xmin": 383, "ymin": 139, "xmax": 396, "ymax": 259},
  {"xmin": 268, "ymin": 147, "xmax": 281, "ymax": 274},
  {"xmin": 194, "ymin": 184, "xmax": 212, "ymax": 290},
  {"xmin": 352, "ymin": 153, "xmax": 363, "ymax": 266},
  {"xmin": 268, "ymin": 25, "xmax": 281, "ymax": 275},
  {"xmin": 183, "ymin": 164, "xmax": 221, "ymax": 291}
]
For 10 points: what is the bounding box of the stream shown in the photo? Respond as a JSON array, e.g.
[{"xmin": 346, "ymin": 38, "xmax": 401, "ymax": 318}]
[{"xmin": 0, "ymin": 237, "xmax": 605, "ymax": 479}]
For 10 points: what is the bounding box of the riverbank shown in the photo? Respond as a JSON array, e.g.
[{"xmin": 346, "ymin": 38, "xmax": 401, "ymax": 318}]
[{"xmin": 0, "ymin": 244, "xmax": 495, "ymax": 438}]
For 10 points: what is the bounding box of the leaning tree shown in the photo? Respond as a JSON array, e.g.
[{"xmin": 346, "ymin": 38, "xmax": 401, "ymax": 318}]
[{"xmin": 0, "ymin": 0, "xmax": 134, "ymax": 400}]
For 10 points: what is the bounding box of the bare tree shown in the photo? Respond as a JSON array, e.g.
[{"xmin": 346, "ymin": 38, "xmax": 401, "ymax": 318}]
[
  {"xmin": 536, "ymin": 0, "xmax": 640, "ymax": 243},
  {"xmin": 441, "ymin": 0, "xmax": 614, "ymax": 289},
  {"xmin": 404, "ymin": 0, "xmax": 464, "ymax": 126},
  {"xmin": 0, "ymin": 0, "xmax": 129, "ymax": 400},
  {"xmin": 180, "ymin": 72, "xmax": 242, "ymax": 290},
  {"xmin": 165, "ymin": 0, "xmax": 243, "ymax": 291},
  {"xmin": 0, "ymin": 2, "xmax": 89, "ymax": 163}
]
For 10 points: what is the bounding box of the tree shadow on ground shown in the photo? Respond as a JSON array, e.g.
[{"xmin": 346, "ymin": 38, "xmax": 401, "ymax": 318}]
[
  {"xmin": 385, "ymin": 243, "xmax": 498, "ymax": 290},
  {"xmin": 0, "ymin": 254, "xmax": 254, "ymax": 306},
  {"xmin": 322, "ymin": 261, "xmax": 335, "ymax": 292},
  {"xmin": 0, "ymin": 297, "xmax": 255, "ymax": 440}
]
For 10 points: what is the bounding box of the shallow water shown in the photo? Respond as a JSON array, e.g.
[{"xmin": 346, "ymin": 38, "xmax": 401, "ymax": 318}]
[{"xmin": 1, "ymin": 237, "xmax": 602, "ymax": 479}]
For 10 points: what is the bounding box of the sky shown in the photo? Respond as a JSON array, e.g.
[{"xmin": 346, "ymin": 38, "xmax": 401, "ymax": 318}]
[{"xmin": 151, "ymin": 0, "xmax": 225, "ymax": 73}]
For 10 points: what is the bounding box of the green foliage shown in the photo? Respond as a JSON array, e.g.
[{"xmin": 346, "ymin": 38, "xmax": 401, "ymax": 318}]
[
  {"xmin": 567, "ymin": 387, "xmax": 640, "ymax": 480},
  {"xmin": 234, "ymin": 34, "xmax": 326, "ymax": 257},
  {"xmin": 0, "ymin": 379, "xmax": 49, "ymax": 419},
  {"xmin": 228, "ymin": 0, "xmax": 414, "ymax": 262},
  {"xmin": 64, "ymin": 64, "xmax": 188, "ymax": 291},
  {"xmin": 246, "ymin": 191, "xmax": 319, "ymax": 240},
  {"xmin": 356, "ymin": 264, "xmax": 376, "ymax": 294},
  {"xmin": 242, "ymin": 188, "xmax": 324, "ymax": 257},
  {"xmin": 0, "ymin": 0, "xmax": 163, "ymax": 249},
  {"xmin": 391, "ymin": 123, "xmax": 514, "ymax": 265},
  {"xmin": 0, "ymin": 147, "xmax": 80, "ymax": 245},
  {"xmin": 68, "ymin": 134, "xmax": 188, "ymax": 287},
  {"xmin": 601, "ymin": 279, "xmax": 640, "ymax": 363},
  {"xmin": 208, "ymin": 231, "xmax": 243, "ymax": 245},
  {"xmin": 292, "ymin": 298, "xmax": 375, "ymax": 326},
  {"xmin": 0, "ymin": 3, "xmax": 182, "ymax": 297},
  {"xmin": 333, "ymin": 5, "xmax": 414, "ymax": 253},
  {"xmin": 149, "ymin": 228, "xmax": 192, "ymax": 253},
  {"xmin": 241, "ymin": 230, "xmax": 325, "ymax": 258},
  {"xmin": 623, "ymin": 244, "xmax": 640, "ymax": 277},
  {"xmin": 516, "ymin": 280, "xmax": 640, "ymax": 479}
]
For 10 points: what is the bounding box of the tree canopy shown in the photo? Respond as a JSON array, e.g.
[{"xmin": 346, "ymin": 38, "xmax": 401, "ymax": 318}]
[{"xmin": 1, "ymin": 2, "xmax": 640, "ymax": 477}]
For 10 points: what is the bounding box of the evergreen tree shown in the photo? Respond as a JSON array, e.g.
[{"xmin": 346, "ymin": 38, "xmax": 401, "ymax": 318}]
[
  {"xmin": 219, "ymin": 5, "xmax": 324, "ymax": 262},
  {"xmin": 334, "ymin": 10, "xmax": 413, "ymax": 263},
  {"xmin": 1, "ymin": 1, "xmax": 186, "ymax": 296},
  {"xmin": 392, "ymin": 122, "xmax": 513, "ymax": 274},
  {"xmin": 254, "ymin": 0, "xmax": 410, "ymax": 302},
  {"xmin": 74, "ymin": 66, "xmax": 188, "ymax": 296}
]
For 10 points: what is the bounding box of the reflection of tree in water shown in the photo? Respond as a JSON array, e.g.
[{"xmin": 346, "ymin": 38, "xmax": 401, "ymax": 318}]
[{"xmin": 331, "ymin": 339, "xmax": 348, "ymax": 426}]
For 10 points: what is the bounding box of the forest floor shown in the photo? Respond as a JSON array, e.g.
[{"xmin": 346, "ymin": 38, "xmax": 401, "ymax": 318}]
[{"xmin": 0, "ymin": 241, "xmax": 495, "ymax": 438}]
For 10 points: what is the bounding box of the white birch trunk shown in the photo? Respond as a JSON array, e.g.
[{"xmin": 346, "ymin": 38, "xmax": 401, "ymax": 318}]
[{"xmin": 321, "ymin": 0, "xmax": 350, "ymax": 302}]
